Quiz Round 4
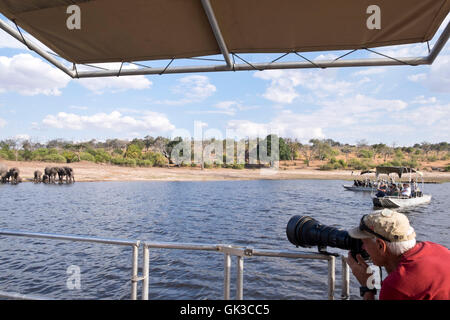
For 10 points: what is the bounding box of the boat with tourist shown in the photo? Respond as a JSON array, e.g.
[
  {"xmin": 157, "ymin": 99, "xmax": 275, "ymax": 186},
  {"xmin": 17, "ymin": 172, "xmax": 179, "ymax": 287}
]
[
  {"xmin": 343, "ymin": 170, "xmax": 377, "ymax": 191},
  {"xmin": 372, "ymin": 166, "xmax": 432, "ymax": 208}
]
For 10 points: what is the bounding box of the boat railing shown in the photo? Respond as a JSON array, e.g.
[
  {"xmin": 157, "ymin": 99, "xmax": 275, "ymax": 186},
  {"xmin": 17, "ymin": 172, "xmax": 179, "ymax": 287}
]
[{"xmin": 0, "ymin": 230, "xmax": 351, "ymax": 300}]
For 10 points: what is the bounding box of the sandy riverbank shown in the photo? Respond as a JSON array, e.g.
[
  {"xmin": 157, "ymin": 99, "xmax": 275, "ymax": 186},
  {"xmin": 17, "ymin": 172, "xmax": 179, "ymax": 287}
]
[{"xmin": 2, "ymin": 160, "xmax": 449, "ymax": 183}]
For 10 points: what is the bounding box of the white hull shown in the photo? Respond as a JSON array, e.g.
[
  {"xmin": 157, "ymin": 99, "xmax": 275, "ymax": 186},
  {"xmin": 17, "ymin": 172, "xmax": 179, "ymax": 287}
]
[
  {"xmin": 373, "ymin": 195, "xmax": 432, "ymax": 208},
  {"xmin": 343, "ymin": 185, "xmax": 375, "ymax": 192}
]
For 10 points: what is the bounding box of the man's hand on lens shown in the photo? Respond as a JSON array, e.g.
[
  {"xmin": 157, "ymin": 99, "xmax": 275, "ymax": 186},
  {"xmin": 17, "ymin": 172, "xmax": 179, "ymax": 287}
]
[{"xmin": 345, "ymin": 252, "xmax": 372, "ymax": 286}]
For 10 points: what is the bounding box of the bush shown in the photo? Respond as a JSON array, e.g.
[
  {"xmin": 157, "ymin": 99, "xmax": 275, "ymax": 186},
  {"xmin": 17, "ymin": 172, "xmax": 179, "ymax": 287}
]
[
  {"xmin": 125, "ymin": 144, "xmax": 142, "ymax": 159},
  {"xmin": 203, "ymin": 162, "xmax": 212, "ymax": 169},
  {"xmin": 18, "ymin": 149, "xmax": 33, "ymax": 161},
  {"xmin": 80, "ymin": 152, "xmax": 96, "ymax": 162},
  {"xmin": 136, "ymin": 159, "xmax": 152, "ymax": 167},
  {"xmin": 124, "ymin": 158, "xmax": 136, "ymax": 167},
  {"xmin": 152, "ymin": 153, "xmax": 168, "ymax": 167},
  {"xmin": 0, "ymin": 150, "xmax": 15, "ymax": 160},
  {"xmin": 94, "ymin": 149, "xmax": 111, "ymax": 163},
  {"xmin": 348, "ymin": 159, "xmax": 368, "ymax": 170},
  {"xmin": 31, "ymin": 148, "xmax": 49, "ymax": 161},
  {"xmin": 401, "ymin": 159, "xmax": 419, "ymax": 168},
  {"xmin": 319, "ymin": 163, "xmax": 335, "ymax": 171},
  {"xmin": 61, "ymin": 151, "xmax": 79, "ymax": 163},
  {"xmin": 445, "ymin": 165, "xmax": 450, "ymax": 172},
  {"xmin": 231, "ymin": 163, "xmax": 244, "ymax": 169},
  {"xmin": 338, "ymin": 159, "xmax": 347, "ymax": 168},
  {"xmin": 42, "ymin": 154, "xmax": 67, "ymax": 163},
  {"xmin": 111, "ymin": 156, "xmax": 125, "ymax": 166},
  {"xmin": 358, "ymin": 149, "xmax": 374, "ymax": 159}
]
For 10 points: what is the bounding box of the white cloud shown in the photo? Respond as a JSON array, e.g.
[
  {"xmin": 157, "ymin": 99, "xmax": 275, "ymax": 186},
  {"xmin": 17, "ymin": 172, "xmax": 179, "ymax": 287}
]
[
  {"xmin": 314, "ymin": 53, "xmax": 338, "ymax": 61},
  {"xmin": 76, "ymin": 63, "xmax": 152, "ymax": 94},
  {"xmin": 428, "ymin": 55, "xmax": 450, "ymax": 92},
  {"xmin": 157, "ymin": 75, "xmax": 216, "ymax": 105},
  {"xmin": 408, "ymin": 73, "xmax": 427, "ymax": 82},
  {"xmin": 42, "ymin": 110, "xmax": 175, "ymax": 133},
  {"xmin": 69, "ymin": 105, "xmax": 89, "ymax": 110},
  {"xmin": 13, "ymin": 134, "xmax": 30, "ymax": 141},
  {"xmin": 255, "ymin": 69, "xmax": 357, "ymax": 104},
  {"xmin": 210, "ymin": 101, "xmax": 238, "ymax": 115},
  {"xmin": 369, "ymin": 43, "xmax": 428, "ymax": 58},
  {"xmin": 226, "ymin": 93, "xmax": 413, "ymax": 143},
  {"xmin": 396, "ymin": 104, "xmax": 450, "ymax": 127},
  {"xmin": 0, "ymin": 117, "xmax": 6, "ymax": 128},
  {"xmin": 407, "ymin": 55, "xmax": 450, "ymax": 93},
  {"xmin": 0, "ymin": 29, "xmax": 27, "ymax": 50},
  {"xmin": 411, "ymin": 96, "xmax": 437, "ymax": 104},
  {"xmin": 0, "ymin": 54, "xmax": 70, "ymax": 95},
  {"xmin": 227, "ymin": 112, "xmax": 325, "ymax": 141},
  {"xmin": 352, "ymin": 68, "xmax": 386, "ymax": 76}
]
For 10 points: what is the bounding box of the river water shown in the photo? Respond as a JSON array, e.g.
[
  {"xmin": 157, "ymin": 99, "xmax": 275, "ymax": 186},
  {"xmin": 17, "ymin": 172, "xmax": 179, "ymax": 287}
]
[{"xmin": 0, "ymin": 180, "xmax": 448, "ymax": 300}]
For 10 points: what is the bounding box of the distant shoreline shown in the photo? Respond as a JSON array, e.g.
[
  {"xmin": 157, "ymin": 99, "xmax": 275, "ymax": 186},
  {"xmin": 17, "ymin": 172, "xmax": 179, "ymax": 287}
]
[{"xmin": 2, "ymin": 160, "xmax": 450, "ymax": 183}]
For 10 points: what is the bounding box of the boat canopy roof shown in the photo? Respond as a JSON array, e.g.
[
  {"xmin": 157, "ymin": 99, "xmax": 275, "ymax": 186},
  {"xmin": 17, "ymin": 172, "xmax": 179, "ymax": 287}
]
[
  {"xmin": 376, "ymin": 166, "xmax": 422, "ymax": 178},
  {"xmin": 1, "ymin": 0, "xmax": 449, "ymax": 64},
  {"xmin": 360, "ymin": 170, "xmax": 376, "ymax": 175}
]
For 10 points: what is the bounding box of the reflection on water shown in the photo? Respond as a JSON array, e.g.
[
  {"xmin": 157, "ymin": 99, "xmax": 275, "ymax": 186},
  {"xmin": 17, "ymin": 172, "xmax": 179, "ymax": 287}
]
[{"xmin": 0, "ymin": 180, "xmax": 448, "ymax": 299}]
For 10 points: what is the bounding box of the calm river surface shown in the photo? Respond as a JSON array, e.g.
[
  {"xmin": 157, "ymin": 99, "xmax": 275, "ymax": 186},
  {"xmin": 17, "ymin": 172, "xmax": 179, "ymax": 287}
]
[{"xmin": 0, "ymin": 180, "xmax": 448, "ymax": 300}]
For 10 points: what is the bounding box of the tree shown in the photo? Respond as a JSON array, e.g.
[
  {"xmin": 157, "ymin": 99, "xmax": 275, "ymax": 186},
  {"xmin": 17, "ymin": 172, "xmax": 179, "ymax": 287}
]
[
  {"xmin": 143, "ymin": 135, "xmax": 155, "ymax": 152},
  {"xmin": 164, "ymin": 137, "xmax": 183, "ymax": 164},
  {"xmin": 125, "ymin": 144, "xmax": 142, "ymax": 159},
  {"xmin": 285, "ymin": 138, "xmax": 302, "ymax": 160},
  {"xmin": 309, "ymin": 139, "xmax": 333, "ymax": 161}
]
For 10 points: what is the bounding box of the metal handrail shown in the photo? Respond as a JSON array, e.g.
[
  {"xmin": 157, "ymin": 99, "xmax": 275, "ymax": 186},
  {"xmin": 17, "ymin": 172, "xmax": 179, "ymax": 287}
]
[
  {"xmin": 0, "ymin": 230, "xmax": 350, "ymax": 300},
  {"xmin": 0, "ymin": 230, "xmax": 140, "ymax": 300},
  {"xmin": 141, "ymin": 241, "xmax": 349, "ymax": 300}
]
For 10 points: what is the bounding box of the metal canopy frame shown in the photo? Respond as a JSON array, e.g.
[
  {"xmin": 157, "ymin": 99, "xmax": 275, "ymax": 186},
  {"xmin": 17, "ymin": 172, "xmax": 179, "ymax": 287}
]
[{"xmin": 0, "ymin": 0, "xmax": 449, "ymax": 79}]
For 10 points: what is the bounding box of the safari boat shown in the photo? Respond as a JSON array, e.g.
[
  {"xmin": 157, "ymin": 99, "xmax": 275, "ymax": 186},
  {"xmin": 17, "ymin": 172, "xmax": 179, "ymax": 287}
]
[{"xmin": 372, "ymin": 166, "xmax": 432, "ymax": 208}]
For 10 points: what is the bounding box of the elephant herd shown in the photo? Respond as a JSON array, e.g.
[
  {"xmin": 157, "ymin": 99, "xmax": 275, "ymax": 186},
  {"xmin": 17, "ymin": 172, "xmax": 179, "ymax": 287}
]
[
  {"xmin": 0, "ymin": 166, "xmax": 21, "ymax": 184},
  {"xmin": 35, "ymin": 166, "xmax": 75, "ymax": 184},
  {"xmin": 0, "ymin": 165, "xmax": 74, "ymax": 185}
]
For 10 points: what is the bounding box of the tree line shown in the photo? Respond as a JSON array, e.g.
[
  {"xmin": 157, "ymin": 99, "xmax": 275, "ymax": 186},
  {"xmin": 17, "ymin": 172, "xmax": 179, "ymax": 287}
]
[{"xmin": 0, "ymin": 136, "xmax": 449, "ymax": 171}]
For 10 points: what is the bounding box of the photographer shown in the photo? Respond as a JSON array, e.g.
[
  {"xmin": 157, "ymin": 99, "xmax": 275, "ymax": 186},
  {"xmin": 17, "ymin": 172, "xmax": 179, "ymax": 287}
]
[{"xmin": 345, "ymin": 209, "xmax": 450, "ymax": 300}]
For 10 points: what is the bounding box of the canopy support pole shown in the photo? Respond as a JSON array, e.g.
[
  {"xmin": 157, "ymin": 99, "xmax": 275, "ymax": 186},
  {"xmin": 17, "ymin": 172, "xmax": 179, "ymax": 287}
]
[
  {"xmin": 427, "ymin": 20, "xmax": 450, "ymax": 64},
  {"xmin": 0, "ymin": 19, "xmax": 75, "ymax": 78},
  {"xmin": 200, "ymin": 0, "xmax": 233, "ymax": 69},
  {"xmin": 0, "ymin": 17, "xmax": 448, "ymax": 79}
]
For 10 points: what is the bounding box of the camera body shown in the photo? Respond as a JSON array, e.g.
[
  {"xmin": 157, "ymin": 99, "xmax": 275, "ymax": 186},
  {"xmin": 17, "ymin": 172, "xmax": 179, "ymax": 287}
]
[{"xmin": 286, "ymin": 215, "xmax": 369, "ymax": 260}]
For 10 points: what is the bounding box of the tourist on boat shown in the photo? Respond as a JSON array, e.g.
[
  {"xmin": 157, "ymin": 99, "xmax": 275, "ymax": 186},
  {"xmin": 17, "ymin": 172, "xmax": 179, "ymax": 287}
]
[
  {"xmin": 401, "ymin": 183, "xmax": 411, "ymax": 197},
  {"xmin": 375, "ymin": 183, "xmax": 387, "ymax": 197},
  {"xmin": 388, "ymin": 184, "xmax": 399, "ymax": 197},
  {"xmin": 345, "ymin": 209, "xmax": 450, "ymax": 300}
]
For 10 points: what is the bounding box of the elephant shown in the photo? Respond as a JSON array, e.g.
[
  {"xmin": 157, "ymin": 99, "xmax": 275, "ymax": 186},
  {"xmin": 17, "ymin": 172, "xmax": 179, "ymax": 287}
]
[
  {"xmin": 34, "ymin": 170, "xmax": 42, "ymax": 183},
  {"xmin": 8, "ymin": 167, "xmax": 20, "ymax": 184},
  {"xmin": 57, "ymin": 167, "xmax": 67, "ymax": 184},
  {"xmin": 44, "ymin": 167, "xmax": 58, "ymax": 184},
  {"xmin": 0, "ymin": 165, "xmax": 8, "ymax": 183},
  {"xmin": 42, "ymin": 174, "xmax": 49, "ymax": 184},
  {"xmin": 64, "ymin": 166, "xmax": 75, "ymax": 183}
]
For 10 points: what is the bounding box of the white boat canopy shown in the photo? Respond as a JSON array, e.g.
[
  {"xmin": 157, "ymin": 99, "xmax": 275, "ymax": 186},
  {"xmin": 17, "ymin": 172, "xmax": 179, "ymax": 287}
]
[
  {"xmin": 376, "ymin": 166, "xmax": 420, "ymax": 178},
  {"xmin": 0, "ymin": 0, "xmax": 449, "ymax": 78}
]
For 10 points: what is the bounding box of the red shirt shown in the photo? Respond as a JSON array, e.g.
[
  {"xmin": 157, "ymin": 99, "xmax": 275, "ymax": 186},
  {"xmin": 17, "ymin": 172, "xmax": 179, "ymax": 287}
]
[{"xmin": 380, "ymin": 241, "xmax": 450, "ymax": 300}]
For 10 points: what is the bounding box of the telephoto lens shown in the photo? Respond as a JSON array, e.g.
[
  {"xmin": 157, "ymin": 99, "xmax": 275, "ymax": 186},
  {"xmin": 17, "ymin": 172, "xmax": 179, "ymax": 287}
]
[{"xmin": 286, "ymin": 215, "xmax": 368, "ymax": 259}]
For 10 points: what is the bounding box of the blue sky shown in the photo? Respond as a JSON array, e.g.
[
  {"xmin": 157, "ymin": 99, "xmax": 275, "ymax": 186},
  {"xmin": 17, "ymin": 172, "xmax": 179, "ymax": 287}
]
[{"xmin": 0, "ymin": 15, "xmax": 449, "ymax": 147}]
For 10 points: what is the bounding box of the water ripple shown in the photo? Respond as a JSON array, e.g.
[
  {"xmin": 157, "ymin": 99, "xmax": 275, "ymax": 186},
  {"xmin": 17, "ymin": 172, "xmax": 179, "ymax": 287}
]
[{"xmin": 0, "ymin": 180, "xmax": 448, "ymax": 299}]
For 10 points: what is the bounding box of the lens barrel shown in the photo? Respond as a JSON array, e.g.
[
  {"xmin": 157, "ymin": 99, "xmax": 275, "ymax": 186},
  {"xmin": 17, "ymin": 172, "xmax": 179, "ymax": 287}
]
[{"xmin": 286, "ymin": 215, "xmax": 366, "ymax": 257}]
